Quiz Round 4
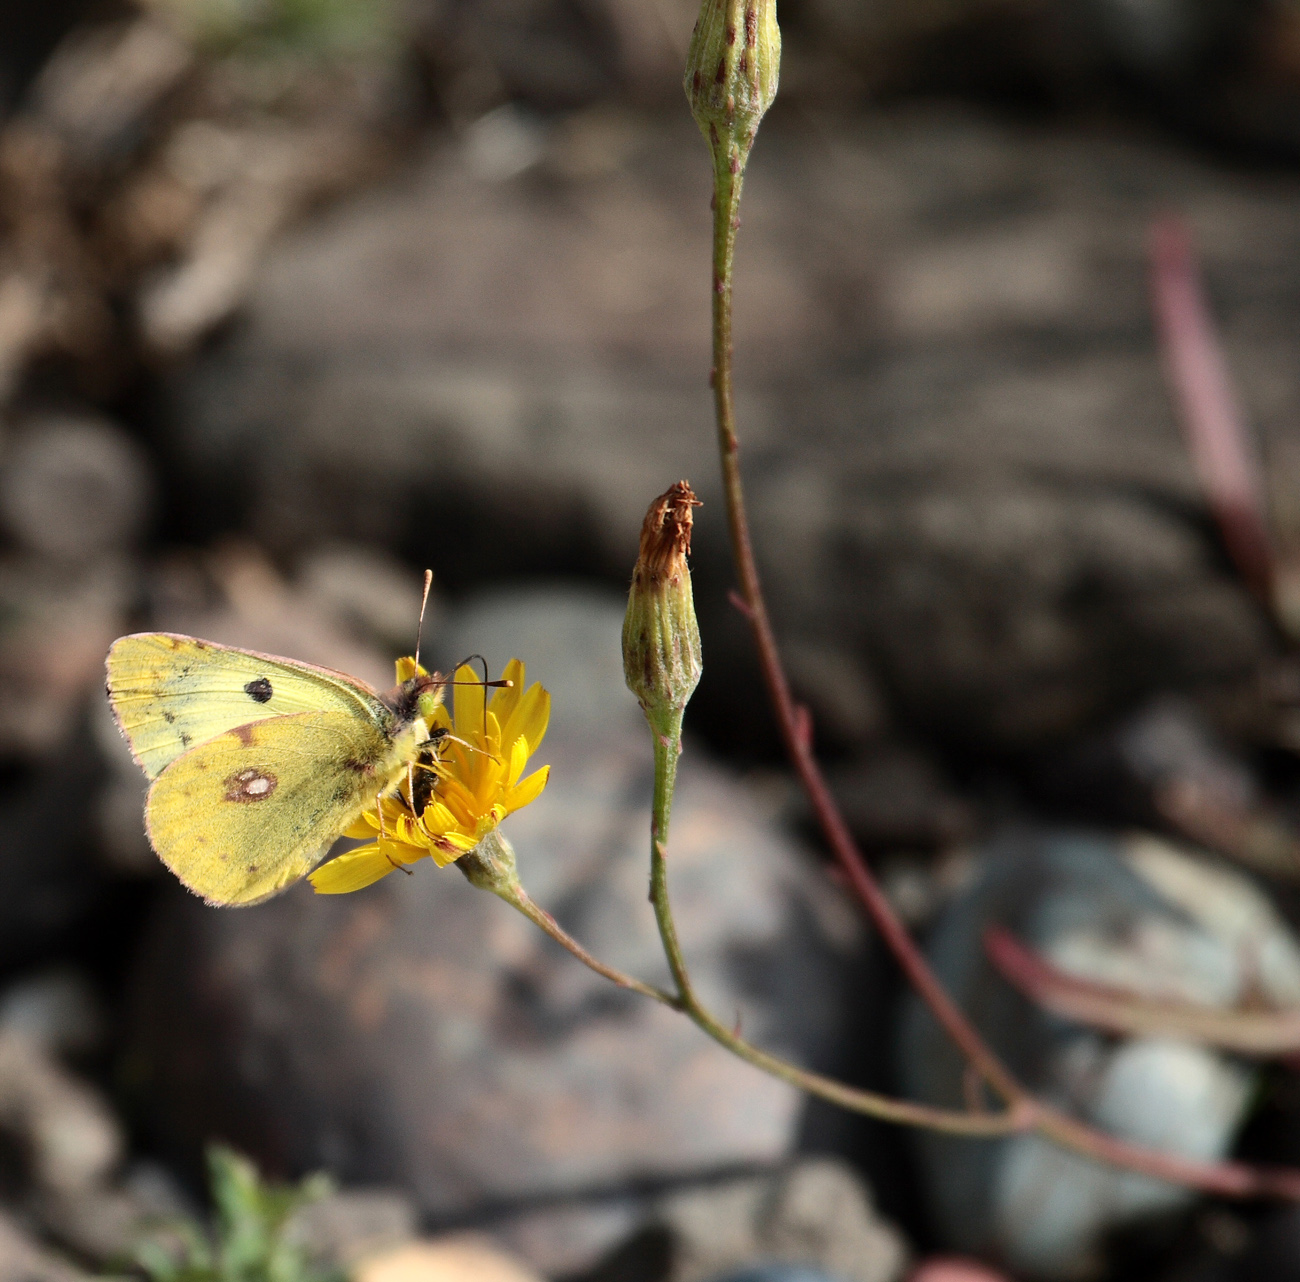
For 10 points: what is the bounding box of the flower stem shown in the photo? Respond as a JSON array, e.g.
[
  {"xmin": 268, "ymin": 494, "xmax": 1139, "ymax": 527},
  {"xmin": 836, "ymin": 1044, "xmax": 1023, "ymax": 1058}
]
[
  {"xmin": 462, "ymin": 830, "xmax": 678, "ymax": 1007},
  {"xmin": 701, "ymin": 114, "xmax": 1300, "ymax": 1201},
  {"xmin": 646, "ymin": 721, "xmax": 1028, "ymax": 1134},
  {"xmin": 513, "ymin": 881, "xmax": 682, "ymax": 1009}
]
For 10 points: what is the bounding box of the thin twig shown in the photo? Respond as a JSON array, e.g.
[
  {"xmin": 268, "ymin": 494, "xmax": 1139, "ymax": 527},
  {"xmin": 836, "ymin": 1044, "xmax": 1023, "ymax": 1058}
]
[
  {"xmin": 643, "ymin": 720, "xmax": 1027, "ymax": 1136},
  {"xmin": 511, "ymin": 885, "xmax": 682, "ymax": 1008},
  {"xmin": 986, "ymin": 925, "xmax": 1300, "ymax": 1057},
  {"xmin": 705, "ymin": 141, "xmax": 1300, "ymax": 1200},
  {"xmin": 1151, "ymin": 214, "xmax": 1275, "ymax": 604}
]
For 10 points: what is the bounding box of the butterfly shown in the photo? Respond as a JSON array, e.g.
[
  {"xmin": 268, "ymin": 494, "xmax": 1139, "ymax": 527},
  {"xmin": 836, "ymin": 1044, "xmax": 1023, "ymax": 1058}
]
[{"xmin": 105, "ymin": 577, "xmax": 459, "ymax": 906}]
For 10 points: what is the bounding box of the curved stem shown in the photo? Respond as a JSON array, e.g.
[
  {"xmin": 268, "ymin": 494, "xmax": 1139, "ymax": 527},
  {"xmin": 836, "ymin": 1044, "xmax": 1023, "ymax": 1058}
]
[
  {"xmin": 512, "ymin": 884, "xmax": 682, "ymax": 1009},
  {"xmin": 650, "ymin": 844, "xmax": 1028, "ymax": 1135},
  {"xmin": 705, "ymin": 145, "xmax": 1300, "ymax": 1199}
]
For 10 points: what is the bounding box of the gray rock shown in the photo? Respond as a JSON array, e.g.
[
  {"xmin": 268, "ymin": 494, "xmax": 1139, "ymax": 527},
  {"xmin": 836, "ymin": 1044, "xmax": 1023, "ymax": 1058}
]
[
  {"xmin": 0, "ymin": 415, "xmax": 153, "ymax": 563},
  {"xmin": 0, "ymin": 1032, "xmax": 123, "ymax": 1196},
  {"xmin": 0, "ymin": 1208, "xmax": 90, "ymax": 1282},
  {"xmin": 487, "ymin": 1199, "xmax": 647, "ymax": 1277},
  {"xmin": 652, "ymin": 1158, "xmax": 909, "ymax": 1282},
  {"xmin": 38, "ymin": 1159, "xmax": 194, "ymax": 1265},
  {"xmin": 487, "ymin": 1157, "xmax": 909, "ymax": 1281},
  {"xmin": 0, "ymin": 969, "xmax": 104, "ymax": 1057},
  {"xmin": 126, "ymin": 587, "xmax": 863, "ymax": 1221},
  {"xmin": 170, "ymin": 108, "xmax": 1293, "ymax": 756},
  {"xmin": 899, "ymin": 831, "xmax": 1298, "ymax": 1278},
  {"xmin": 287, "ymin": 1188, "xmax": 420, "ymax": 1271}
]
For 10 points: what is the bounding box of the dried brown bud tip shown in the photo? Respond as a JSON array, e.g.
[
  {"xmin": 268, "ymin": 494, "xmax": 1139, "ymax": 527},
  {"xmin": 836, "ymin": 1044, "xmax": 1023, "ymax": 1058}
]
[
  {"xmin": 635, "ymin": 480, "xmax": 701, "ymax": 585},
  {"xmin": 623, "ymin": 482, "xmax": 704, "ymax": 725}
]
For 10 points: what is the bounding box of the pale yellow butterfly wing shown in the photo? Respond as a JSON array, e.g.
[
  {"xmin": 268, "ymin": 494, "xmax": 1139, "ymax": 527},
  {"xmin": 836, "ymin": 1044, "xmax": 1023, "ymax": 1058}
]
[
  {"xmin": 107, "ymin": 633, "xmax": 387, "ymax": 779},
  {"xmin": 145, "ymin": 710, "xmax": 401, "ymax": 906}
]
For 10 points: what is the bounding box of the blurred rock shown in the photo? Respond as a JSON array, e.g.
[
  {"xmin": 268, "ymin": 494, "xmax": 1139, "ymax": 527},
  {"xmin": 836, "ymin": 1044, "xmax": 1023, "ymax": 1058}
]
[
  {"xmin": 652, "ymin": 1158, "xmax": 908, "ymax": 1282},
  {"xmin": 38, "ymin": 1159, "xmax": 193, "ymax": 1265},
  {"xmin": 822, "ymin": 749, "xmax": 972, "ymax": 851},
  {"xmin": 289, "ymin": 1188, "xmax": 420, "ymax": 1272},
  {"xmin": 0, "ymin": 555, "xmax": 130, "ymax": 756},
  {"xmin": 0, "ymin": 1031, "xmax": 122, "ymax": 1195},
  {"xmin": 0, "ymin": 969, "xmax": 104, "ymax": 1057},
  {"xmin": 297, "ymin": 543, "xmax": 432, "ymax": 655},
  {"xmin": 489, "ymin": 1157, "xmax": 908, "ymax": 1280},
  {"xmin": 462, "ymin": 105, "xmax": 547, "ymax": 182},
  {"xmin": 705, "ymin": 1268, "xmax": 846, "ymax": 1282},
  {"xmin": 487, "ymin": 1199, "xmax": 647, "ymax": 1277},
  {"xmin": 171, "ymin": 108, "xmax": 1291, "ymax": 760},
  {"xmin": 26, "ymin": 15, "xmax": 192, "ymax": 171},
  {"xmin": 127, "ymin": 586, "xmax": 863, "ymax": 1223},
  {"xmin": 899, "ymin": 830, "xmax": 1296, "ymax": 1278},
  {"xmin": 878, "ymin": 850, "xmax": 978, "ymax": 930},
  {"xmin": 0, "ymin": 414, "xmax": 143, "ymax": 759},
  {"xmin": 147, "ymin": 542, "xmax": 396, "ymax": 692},
  {"xmin": 0, "ymin": 414, "xmax": 152, "ymax": 562},
  {"xmin": 906, "ymin": 1263, "xmax": 1010, "ymax": 1282},
  {"xmin": 0, "ymin": 734, "xmax": 111, "ymax": 967},
  {"xmin": 0, "ymin": 0, "xmax": 414, "ymax": 411},
  {"xmin": 91, "ymin": 685, "xmax": 155, "ymax": 876},
  {"xmin": 139, "ymin": 120, "xmax": 382, "ymax": 355},
  {"xmin": 0, "ymin": 1208, "xmax": 89, "ymax": 1282},
  {"xmin": 355, "ymin": 1237, "xmax": 542, "ymax": 1282}
]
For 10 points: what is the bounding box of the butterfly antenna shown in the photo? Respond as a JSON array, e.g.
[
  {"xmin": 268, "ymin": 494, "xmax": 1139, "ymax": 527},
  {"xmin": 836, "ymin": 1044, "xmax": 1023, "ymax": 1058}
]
[
  {"xmin": 414, "ymin": 570, "xmax": 434, "ymax": 670},
  {"xmin": 458, "ymin": 653, "xmax": 492, "ymax": 722},
  {"xmin": 442, "ymin": 730, "xmax": 502, "ymax": 764}
]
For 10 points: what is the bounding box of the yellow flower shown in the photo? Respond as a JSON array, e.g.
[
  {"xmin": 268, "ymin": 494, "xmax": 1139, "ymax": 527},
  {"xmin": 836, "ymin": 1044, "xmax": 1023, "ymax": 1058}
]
[{"xmin": 310, "ymin": 658, "xmax": 550, "ymax": 894}]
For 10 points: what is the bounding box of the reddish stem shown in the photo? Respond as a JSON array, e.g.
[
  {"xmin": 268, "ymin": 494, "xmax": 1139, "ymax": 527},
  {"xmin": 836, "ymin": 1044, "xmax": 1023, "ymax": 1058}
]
[
  {"xmin": 710, "ymin": 177, "xmax": 1300, "ymax": 1199},
  {"xmin": 1150, "ymin": 214, "xmax": 1275, "ymax": 604}
]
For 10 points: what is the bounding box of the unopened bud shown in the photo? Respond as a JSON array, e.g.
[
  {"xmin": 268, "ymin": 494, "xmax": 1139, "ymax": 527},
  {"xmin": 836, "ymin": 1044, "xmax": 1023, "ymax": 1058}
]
[
  {"xmin": 623, "ymin": 482, "xmax": 704, "ymax": 728},
  {"xmin": 684, "ymin": 0, "xmax": 780, "ymax": 173},
  {"xmin": 458, "ymin": 829, "xmax": 523, "ymax": 902}
]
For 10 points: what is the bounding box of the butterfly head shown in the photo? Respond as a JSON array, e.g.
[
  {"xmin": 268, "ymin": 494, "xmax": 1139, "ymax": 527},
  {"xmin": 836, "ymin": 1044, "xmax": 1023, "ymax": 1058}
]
[{"xmin": 384, "ymin": 665, "xmax": 447, "ymax": 732}]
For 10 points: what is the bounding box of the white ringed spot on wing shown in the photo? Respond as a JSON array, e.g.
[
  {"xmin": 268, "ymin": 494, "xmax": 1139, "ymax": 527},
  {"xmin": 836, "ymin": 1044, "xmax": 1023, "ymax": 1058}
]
[{"xmin": 224, "ymin": 767, "xmax": 278, "ymax": 803}]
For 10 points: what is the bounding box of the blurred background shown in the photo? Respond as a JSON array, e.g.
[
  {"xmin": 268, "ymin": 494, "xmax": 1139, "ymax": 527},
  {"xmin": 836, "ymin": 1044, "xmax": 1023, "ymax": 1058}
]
[{"xmin": 4, "ymin": 1, "xmax": 1300, "ymax": 1280}]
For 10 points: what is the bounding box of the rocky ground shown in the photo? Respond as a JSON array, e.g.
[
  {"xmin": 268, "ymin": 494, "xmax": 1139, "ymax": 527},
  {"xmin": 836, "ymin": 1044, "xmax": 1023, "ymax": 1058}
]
[{"xmin": 5, "ymin": 2, "xmax": 1300, "ymax": 1282}]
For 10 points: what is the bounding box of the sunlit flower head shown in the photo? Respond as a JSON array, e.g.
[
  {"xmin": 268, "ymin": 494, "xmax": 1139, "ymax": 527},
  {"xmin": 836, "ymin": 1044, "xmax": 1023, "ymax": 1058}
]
[{"xmin": 310, "ymin": 658, "xmax": 550, "ymax": 895}]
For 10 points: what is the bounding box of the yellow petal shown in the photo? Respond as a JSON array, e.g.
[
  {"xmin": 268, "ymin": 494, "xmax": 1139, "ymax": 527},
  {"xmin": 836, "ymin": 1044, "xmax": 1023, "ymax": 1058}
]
[
  {"xmin": 390, "ymin": 813, "xmax": 429, "ymax": 851},
  {"xmin": 418, "ymin": 799, "xmax": 460, "ymax": 836},
  {"xmin": 343, "ymin": 813, "xmax": 379, "ymax": 839},
  {"xmin": 310, "ymin": 845, "xmax": 399, "ymax": 894},
  {"xmin": 505, "ymin": 764, "xmax": 550, "ymax": 812},
  {"xmin": 501, "ymin": 683, "xmax": 549, "ymax": 756},
  {"xmin": 484, "ymin": 710, "xmax": 503, "ymax": 758},
  {"xmin": 429, "ymin": 831, "xmax": 477, "ymax": 867},
  {"xmin": 453, "ymin": 663, "xmax": 487, "ymax": 740},
  {"xmin": 488, "ymin": 658, "xmax": 523, "ymax": 724},
  {"xmin": 506, "ymin": 734, "xmax": 529, "ymax": 786},
  {"xmin": 395, "ymin": 656, "xmax": 420, "ymax": 683}
]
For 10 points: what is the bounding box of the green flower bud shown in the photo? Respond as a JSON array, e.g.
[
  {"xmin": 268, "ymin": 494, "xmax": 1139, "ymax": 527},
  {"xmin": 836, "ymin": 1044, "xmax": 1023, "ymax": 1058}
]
[
  {"xmin": 458, "ymin": 828, "xmax": 523, "ymax": 903},
  {"xmin": 623, "ymin": 482, "xmax": 704, "ymax": 731},
  {"xmin": 684, "ymin": 0, "xmax": 780, "ymax": 173}
]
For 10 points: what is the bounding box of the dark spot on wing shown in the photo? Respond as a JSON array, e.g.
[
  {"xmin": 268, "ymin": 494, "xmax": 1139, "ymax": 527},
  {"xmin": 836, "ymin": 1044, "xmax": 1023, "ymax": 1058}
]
[
  {"xmin": 233, "ymin": 724, "xmax": 256, "ymax": 746},
  {"xmin": 245, "ymin": 677, "xmax": 273, "ymax": 704},
  {"xmin": 224, "ymin": 768, "xmax": 278, "ymax": 803},
  {"xmin": 180, "ymin": 731, "xmax": 193, "ymax": 748},
  {"xmin": 162, "ymin": 710, "xmax": 175, "ymax": 724}
]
